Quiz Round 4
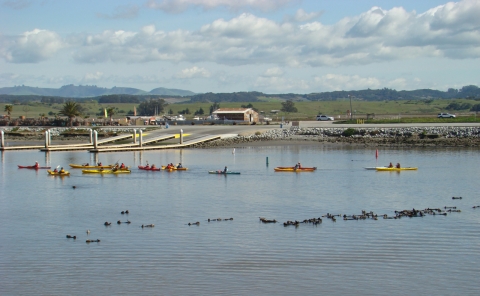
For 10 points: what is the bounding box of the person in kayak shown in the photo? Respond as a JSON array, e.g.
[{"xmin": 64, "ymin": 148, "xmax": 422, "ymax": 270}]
[
  {"xmin": 34, "ymin": 161, "xmax": 39, "ymax": 168},
  {"xmin": 151, "ymin": 164, "xmax": 157, "ymax": 169},
  {"xmin": 388, "ymin": 162, "xmax": 394, "ymax": 168},
  {"xmin": 223, "ymin": 166, "xmax": 228, "ymax": 173},
  {"xmin": 97, "ymin": 162, "xmax": 102, "ymax": 166},
  {"xmin": 177, "ymin": 163, "xmax": 183, "ymax": 168},
  {"xmin": 120, "ymin": 163, "xmax": 125, "ymax": 169},
  {"xmin": 396, "ymin": 163, "xmax": 401, "ymax": 168},
  {"xmin": 60, "ymin": 167, "xmax": 65, "ymax": 174},
  {"xmin": 53, "ymin": 168, "xmax": 58, "ymax": 173}
]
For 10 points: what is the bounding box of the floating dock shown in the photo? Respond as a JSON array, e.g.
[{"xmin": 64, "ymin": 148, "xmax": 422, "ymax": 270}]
[
  {"xmin": 1, "ymin": 129, "xmax": 227, "ymax": 153},
  {"xmin": 88, "ymin": 135, "xmax": 221, "ymax": 153}
]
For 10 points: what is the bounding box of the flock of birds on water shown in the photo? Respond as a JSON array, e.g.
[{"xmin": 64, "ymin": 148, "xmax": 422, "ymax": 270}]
[
  {"xmin": 65, "ymin": 196, "xmax": 478, "ymax": 243},
  {"xmin": 261, "ymin": 196, "xmax": 476, "ymax": 227}
]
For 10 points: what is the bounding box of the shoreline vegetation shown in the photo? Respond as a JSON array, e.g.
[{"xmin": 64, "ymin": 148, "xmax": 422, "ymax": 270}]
[{"xmin": 2, "ymin": 126, "xmax": 480, "ymax": 148}]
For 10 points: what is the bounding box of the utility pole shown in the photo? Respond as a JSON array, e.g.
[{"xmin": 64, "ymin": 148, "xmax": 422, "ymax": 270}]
[{"xmin": 349, "ymin": 95, "xmax": 353, "ymax": 120}]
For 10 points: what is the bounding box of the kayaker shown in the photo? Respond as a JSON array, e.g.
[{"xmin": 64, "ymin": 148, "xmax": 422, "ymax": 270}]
[
  {"xmin": 396, "ymin": 163, "xmax": 401, "ymax": 168},
  {"xmin": 294, "ymin": 163, "xmax": 299, "ymax": 170},
  {"xmin": 177, "ymin": 163, "xmax": 183, "ymax": 168},
  {"xmin": 53, "ymin": 168, "xmax": 58, "ymax": 173},
  {"xmin": 85, "ymin": 163, "xmax": 89, "ymax": 166},
  {"xmin": 97, "ymin": 162, "xmax": 102, "ymax": 166},
  {"xmin": 298, "ymin": 162, "xmax": 302, "ymax": 168},
  {"xmin": 60, "ymin": 167, "xmax": 65, "ymax": 173},
  {"xmin": 151, "ymin": 164, "xmax": 156, "ymax": 169},
  {"xmin": 120, "ymin": 163, "xmax": 125, "ymax": 169},
  {"xmin": 388, "ymin": 162, "xmax": 393, "ymax": 168},
  {"xmin": 34, "ymin": 161, "xmax": 39, "ymax": 168},
  {"xmin": 223, "ymin": 166, "xmax": 228, "ymax": 173}
]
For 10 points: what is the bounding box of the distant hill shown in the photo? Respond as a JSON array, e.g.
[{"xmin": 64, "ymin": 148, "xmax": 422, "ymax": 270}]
[
  {"xmin": 149, "ymin": 87, "xmax": 195, "ymax": 96},
  {"xmin": 1, "ymin": 84, "xmax": 479, "ymax": 103},
  {"xmin": 0, "ymin": 84, "xmax": 195, "ymax": 97}
]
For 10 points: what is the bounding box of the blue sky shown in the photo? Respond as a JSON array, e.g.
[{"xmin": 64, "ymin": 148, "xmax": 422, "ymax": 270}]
[{"xmin": 1, "ymin": 0, "xmax": 479, "ymax": 94}]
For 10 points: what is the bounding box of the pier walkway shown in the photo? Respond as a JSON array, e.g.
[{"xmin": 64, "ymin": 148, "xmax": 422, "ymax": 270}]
[{"xmin": 89, "ymin": 135, "xmax": 221, "ymax": 153}]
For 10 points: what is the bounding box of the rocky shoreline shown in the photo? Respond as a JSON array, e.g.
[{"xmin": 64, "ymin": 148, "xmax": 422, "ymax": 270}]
[{"xmin": 193, "ymin": 126, "xmax": 480, "ymax": 148}]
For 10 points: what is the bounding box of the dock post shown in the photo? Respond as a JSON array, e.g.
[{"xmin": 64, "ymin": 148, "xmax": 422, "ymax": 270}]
[
  {"xmin": 93, "ymin": 130, "xmax": 98, "ymax": 149},
  {"xmin": 1, "ymin": 130, "xmax": 4, "ymax": 148},
  {"xmin": 180, "ymin": 129, "xmax": 183, "ymax": 144},
  {"xmin": 139, "ymin": 130, "xmax": 143, "ymax": 147},
  {"xmin": 89, "ymin": 129, "xmax": 93, "ymax": 144},
  {"xmin": 45, "ymin": 131, "xmax": 49, "ymax": 148},
  {"xmin": 266, "ymin": 157, "xmax": 269, "ymax": 166},
  {"xmin": 133, "ymin": 129, "xmax": 137, "ymax": 144},
  {"xmin": 48, "ymin": 130, "xmax": 51, "ymax": 146}
]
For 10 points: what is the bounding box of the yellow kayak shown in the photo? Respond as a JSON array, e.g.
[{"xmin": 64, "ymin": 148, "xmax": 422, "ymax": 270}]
[
  {"xmin": 161, "ymin": 166, "xmax": 188, "ymax": 171},
  {"xmin": 47, "ymin": 170, "xmax": 70, "ymax": 176},
  {"xmin": 70, "ymin": 163, "xmax": 114, "ymax": 169},
  {"xmin": 82, "ymin": 169, "xmax": 131, "ymax": 174},
  {"xmin": 376, "ymin": 167, "xmax": 418, "ymax": 171}
]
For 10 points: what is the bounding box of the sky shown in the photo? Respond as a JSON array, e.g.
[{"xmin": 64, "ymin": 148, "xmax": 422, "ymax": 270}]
[{"xmin": 0, "ymin": 0, "xmax": 479, "ymax": 94}]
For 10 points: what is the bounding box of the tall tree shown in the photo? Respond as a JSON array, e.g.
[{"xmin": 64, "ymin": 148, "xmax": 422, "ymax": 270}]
[
  {"xmin": 137, "ymin": 99, "xmax": 167, "ymax": 116},
  {"xmin": 281, "ymin": 100, "xmax": 298, "ymax": 113},
  {"xmin": 59, "ymin": 101, "xmax": 82, "ymax": 126},
  {"xmin": 209, "ymin": 102, "xmax": 220, "ymax": 114},
  {"xmin": 106, "ymin": 107, "xmax": 116, "ymax": 121},
  {"xmin": 4, "ymin": 104, "xmax": 13, "ymax": 117}
]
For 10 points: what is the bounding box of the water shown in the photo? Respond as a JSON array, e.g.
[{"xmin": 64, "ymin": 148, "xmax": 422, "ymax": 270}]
[{"xmin": 1, "ymin": 145, "xmax": 479, "ymax": 295}]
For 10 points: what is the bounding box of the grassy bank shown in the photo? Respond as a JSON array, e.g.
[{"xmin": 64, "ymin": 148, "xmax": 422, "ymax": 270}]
[{"xmin": 2, "ymin": 99, "xmax": 479, "ymax": 121}]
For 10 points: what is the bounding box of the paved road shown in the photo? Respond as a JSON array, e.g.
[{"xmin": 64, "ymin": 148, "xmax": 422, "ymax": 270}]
[{"xmin": 136, "ymin": 121, "xmax": 480, "ymax": 142}]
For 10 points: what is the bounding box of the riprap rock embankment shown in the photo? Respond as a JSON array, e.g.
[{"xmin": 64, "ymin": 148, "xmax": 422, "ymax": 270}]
[{"xmin": 194, "ymin": 126, "xmax": 480, "ymax": 148}]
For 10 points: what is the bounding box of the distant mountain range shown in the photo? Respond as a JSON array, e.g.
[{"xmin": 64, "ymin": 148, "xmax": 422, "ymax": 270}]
[
  {"xmin": 0, "ymin": 84, "xmax": 195, "ymax": 97},
  {"xmin": 1, "ymin": 84, "xmax": 479, "ymax": 103}
]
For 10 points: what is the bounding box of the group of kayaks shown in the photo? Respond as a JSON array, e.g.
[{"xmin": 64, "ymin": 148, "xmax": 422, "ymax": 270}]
[
  {"xmin": 20, "ymin": 161, "xmax": 416, "ymax": 176},
  {"xmin": 138, "ymin": 165, "xmax": 188, "ymax": 171},
  {"xmin": 18, "ymin": 163, "xmax": 71, "ymax": 176}
]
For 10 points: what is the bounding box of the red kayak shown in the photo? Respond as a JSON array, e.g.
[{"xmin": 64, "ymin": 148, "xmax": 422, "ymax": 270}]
[
  {"xmin": 18, "ymin": 165, "xmax": 51, "ymax": 169},
  {"xmin": 138, "ymin": 165, "xmax": 161, "ymax": 171}
]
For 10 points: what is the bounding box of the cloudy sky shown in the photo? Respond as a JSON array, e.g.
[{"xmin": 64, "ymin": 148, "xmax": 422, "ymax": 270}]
[{"xmin": 1, "ymin": 0, "xmax": 479, "ymax": 94}]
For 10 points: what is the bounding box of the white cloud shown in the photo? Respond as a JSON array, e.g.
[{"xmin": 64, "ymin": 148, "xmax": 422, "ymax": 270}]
[
  {"xmin": 262, "ymin": 67, "xmax": 284, "ymax": 77},
  {"xmin": 0, "ymin": 29, "xmax": 64, "ymax": 63},
  {"xmin": 3, "ymin": 0, "xmax": 480, "ymax": 69},
  {"xmin": 145, "ymin": 0, "xmax": 293, "ymax": 13},
  {"xmin": 82, "ymin": 71, "xmax": 104, "ymax": 83},
  {"xmin": 176, "ymin": 66, "xmax": 210, "ymax": 78},
  {"xmin": 285, "ymin": 9, "xmax": 323, "ymax": 22}
]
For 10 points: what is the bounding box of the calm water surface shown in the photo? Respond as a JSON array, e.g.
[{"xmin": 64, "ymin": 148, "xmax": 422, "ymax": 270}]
[{"xmin": 1, "ymin": 145, "xmax": 479, "ymax": 295}]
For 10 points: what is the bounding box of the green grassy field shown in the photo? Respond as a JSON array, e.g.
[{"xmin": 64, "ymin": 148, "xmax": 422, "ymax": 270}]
[{"xmin": 2, "ymin": 99, "xmax": 479, "ymax": 122}]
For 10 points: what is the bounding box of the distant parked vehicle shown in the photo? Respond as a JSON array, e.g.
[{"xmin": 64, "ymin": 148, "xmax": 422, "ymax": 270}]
[
  {"xmin": 437, "ymin": 113, "xmax": 456, "ymax": 118},
  {"xmin": 316, "ymin": 115, "xmax": 334, "ymax": 121}
]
